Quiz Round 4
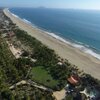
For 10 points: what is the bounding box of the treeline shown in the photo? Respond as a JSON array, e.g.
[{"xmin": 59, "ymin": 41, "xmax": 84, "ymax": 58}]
[
  {"xmin": 0, "ymin": 33, "xmax": 19, "ymax": 100},
  {"xmin": 14, "ymin": 29, "xmax": 73, "ymax": 90},
  {"xmin": 14, "ymin": 29, "xmax": 100, "ymax": 91},
  {"xmin": 0, "ymin": 33, "xmax": 32, "ymax": 83},
  {"xmin": 12, "ymin": 85, "xmax": 54, "ymax": 100},
  {"xmin": 0, "ymin": 34, "xmax": 19, "ymax": 84},
  {"xmin": 0, "ymin": 33, "xmax": 54, "ymax": 100}
]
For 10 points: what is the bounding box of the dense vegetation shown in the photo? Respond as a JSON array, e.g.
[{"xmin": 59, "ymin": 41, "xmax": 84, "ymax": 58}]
[
  {"xmin": 0, "ymin": 33, "xmax": 18, "ymax": 100},
  {"xmin": 1, "ymin": 26, "xmax": 100, "ymax": 100},
  {"xmin": 0, "ymin": 33, "xmax": 54, "ymax": 100},
  {"xmin": 14, "ymin": 29, "xmax": 100, "ymax": 95},
  {"xmin": 0, "ymin": 34, "xmax": 19, "ymax": 83},
  {"xmin": 11, "ymin": 84, "xmax": 54, "ymax": 100},
  {"xmin": 0, "ymin": 10, "xmax": 100, "ymax": 99},
  {"xmin": 14, "ymin": 29, "xmax": 73, "ymax": 90}
]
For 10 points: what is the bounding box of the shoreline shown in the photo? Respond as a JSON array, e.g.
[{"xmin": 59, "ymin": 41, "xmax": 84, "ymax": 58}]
[
  {"xmin": 3, "ymin": 8, "xmax": 100, "ymax": 80},
  {"xmin": 9, "ymin": 9, "xmax": 100, "ymax": 60}
]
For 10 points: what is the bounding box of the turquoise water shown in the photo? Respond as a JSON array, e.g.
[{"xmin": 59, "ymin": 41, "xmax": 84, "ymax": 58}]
[{"xmin": 9, "ymin": 8, "xmax": 100, "ymax": 59}]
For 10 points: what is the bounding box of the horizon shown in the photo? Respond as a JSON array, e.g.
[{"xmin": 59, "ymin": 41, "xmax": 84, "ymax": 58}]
[
  {"xmin": 2, "ymin": 7, "xmax": 100, "ymax": 12},
  {"xmin": 0, "ymin": 0, "xmax": 100, "ymax": 10}
]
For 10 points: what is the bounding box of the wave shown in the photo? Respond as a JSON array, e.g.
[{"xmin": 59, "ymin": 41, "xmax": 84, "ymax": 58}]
[
  {"xmin": 8, "ymin": 9, "xmax": 100, "ymax": 60},
  {"xmin": 23, "ymin": 19, "xmax": 32, "ymax": 24},
  {"xmin": 7, "ymin": 9, "xmax": 36, "ymax": 27},
  {"xmin": 72, "ymin": 43, "xmax": 100, "ymax": 59},
  {"xmin": 45, "ymin": 31, "xmax": 100, "ymax": 60},
  {"xmin": 12, "ymin": 13, "xmax": 19, "ymax": 18},
  {"xmin": 7, "ymin": 8, "xmax": 19, "ymax": 18},
  {"xmin": 22, "ymin": 18, "xmax": 37, "ymax": 28}
]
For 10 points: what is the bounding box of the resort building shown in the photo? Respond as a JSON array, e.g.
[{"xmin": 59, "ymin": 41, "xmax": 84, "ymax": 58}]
[
  {"xmin": 80, "ymin": 86, "xmax": 100, "ymax": 100},
  {"xmin": 65, "ymin": 74, "xmax": 80, "ymax": 94},
  {"xmin": 67, "ymin": 75, "xmax": 80, "ymax": 86}
]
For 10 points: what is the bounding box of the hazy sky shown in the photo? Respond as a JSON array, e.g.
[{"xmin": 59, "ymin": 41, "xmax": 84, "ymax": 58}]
[{"xmin": 0, "ymin": 0, "xmax": 100, "ymax": 10}]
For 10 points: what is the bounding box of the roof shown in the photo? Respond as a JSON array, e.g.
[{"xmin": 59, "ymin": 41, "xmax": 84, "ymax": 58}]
[
  {"xmin": 80, "ymin": 86, "xmax": 100, "ymax": 99},
  {"xmin": 68, "ymin": 75, "xmax": 80, "ymax": 85}
]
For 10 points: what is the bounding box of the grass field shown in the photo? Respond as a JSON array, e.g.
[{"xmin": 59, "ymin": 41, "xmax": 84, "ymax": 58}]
[{"xmin": 30, "ymin": 66, "xmax": 58, "ymax": 88}]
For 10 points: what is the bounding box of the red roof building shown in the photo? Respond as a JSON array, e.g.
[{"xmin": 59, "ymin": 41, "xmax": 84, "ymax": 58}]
[{"xmin": 68, "ymin": 75, "xmax": 80, "ymax": 85}]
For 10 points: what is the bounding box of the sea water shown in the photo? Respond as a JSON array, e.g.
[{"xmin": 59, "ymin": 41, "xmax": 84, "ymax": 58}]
[{"xmin": 9, "ymin": 8, "xmax": 100, "ymax": 59}]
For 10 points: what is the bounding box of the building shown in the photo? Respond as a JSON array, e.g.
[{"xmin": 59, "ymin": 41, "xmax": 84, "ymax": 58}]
[
  {"xmin": 67, "ymin": 75, "xmax": 80, "ymax": 86},
  {"xmin": 65, "ymin": 75, "xmax": 80, "ymax": 94},
  {"xmin": 80, "ymin": 86, "xmax": 100, "ymax": 100}
]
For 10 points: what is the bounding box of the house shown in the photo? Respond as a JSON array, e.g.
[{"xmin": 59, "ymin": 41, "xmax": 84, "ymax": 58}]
[
  {"xmin": 80, "ymin": 86, "xmax": 100, "ymax": 100},
  {"xmin": 57, "ymin": 62, "xmax": 63, "ymax": 66},
  {"xmin": 65, "ymin": 75, "xmax": 80, "ymax": 93},
  {"xmin": 67, "ymin": 75, "xmax": 80, "ymax": 86}
]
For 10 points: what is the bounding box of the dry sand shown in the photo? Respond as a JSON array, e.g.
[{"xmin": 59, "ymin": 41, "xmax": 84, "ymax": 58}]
[{"xmin": 3, "ymin": 9, "xmax": 100, "ymax": 80}]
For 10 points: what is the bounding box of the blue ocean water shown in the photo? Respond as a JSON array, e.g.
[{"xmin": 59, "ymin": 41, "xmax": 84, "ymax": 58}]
[{"xmin": 9, "ymin": 8, "xmax": 100, "ymax": 59}]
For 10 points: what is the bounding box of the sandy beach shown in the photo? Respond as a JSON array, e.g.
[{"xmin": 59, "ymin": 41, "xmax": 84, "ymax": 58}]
[{"xmin": 3, "ymin": 9, "xmax": 100, "ymax": 80}]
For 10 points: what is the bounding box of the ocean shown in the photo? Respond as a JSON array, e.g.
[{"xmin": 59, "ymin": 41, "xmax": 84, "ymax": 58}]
[{"xmin": 9, "ymin": 8, "xmax": 100, "ymax": 59}]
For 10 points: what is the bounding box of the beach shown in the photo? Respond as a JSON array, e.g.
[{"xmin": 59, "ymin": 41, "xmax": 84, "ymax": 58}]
[{"xmin": 3, "ymin": 9, "xmax": 100, "ymax": 80}]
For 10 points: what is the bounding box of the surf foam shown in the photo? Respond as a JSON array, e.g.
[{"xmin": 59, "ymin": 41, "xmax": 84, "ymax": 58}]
[{"xmin": 8, "ymin": 8, "xmax": 100, "ymax": 60}]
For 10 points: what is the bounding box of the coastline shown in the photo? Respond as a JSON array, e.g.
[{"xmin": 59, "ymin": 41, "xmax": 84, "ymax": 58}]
[
  {"xmin": 3, "ymin": 8, "xmax": 100, "ymax": 80},
  {"xmin": 10, "ymin": 10, "xmax": 100, "ymax": 60},
  {"xmin": 8, "ymin": 9, "xmax": 100, "ymax": 60}
]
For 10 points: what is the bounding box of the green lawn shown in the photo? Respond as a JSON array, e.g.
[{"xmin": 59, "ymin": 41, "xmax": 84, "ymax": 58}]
[{"xmin": 30, "ymin": 66, "xmax": 58, "ymax": 88}]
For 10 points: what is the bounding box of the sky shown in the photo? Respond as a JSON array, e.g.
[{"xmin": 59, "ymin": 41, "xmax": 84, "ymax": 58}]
[{"xmin": 0, "ymin": 0, "xmax": 100, "ymax": 10}]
